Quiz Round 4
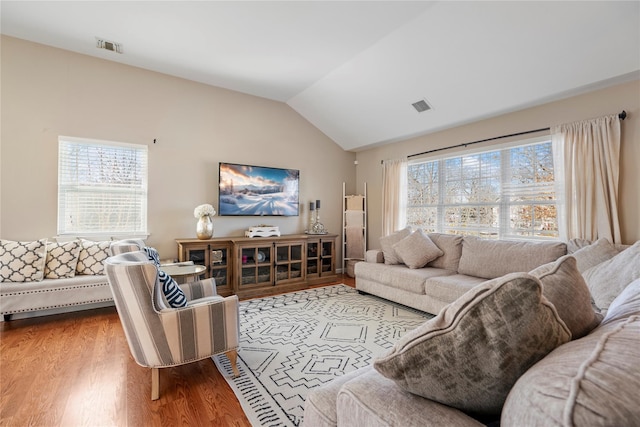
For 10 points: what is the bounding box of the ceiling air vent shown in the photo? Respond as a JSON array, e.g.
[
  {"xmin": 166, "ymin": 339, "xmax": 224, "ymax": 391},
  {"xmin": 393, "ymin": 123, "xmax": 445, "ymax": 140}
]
[
  {"xmin": 96, "ymin": 37, "xmax": 123, "ymax": 54},
  {"xmin": 412, "ymin": 99, "xmax": 432, "ymax": 113}
]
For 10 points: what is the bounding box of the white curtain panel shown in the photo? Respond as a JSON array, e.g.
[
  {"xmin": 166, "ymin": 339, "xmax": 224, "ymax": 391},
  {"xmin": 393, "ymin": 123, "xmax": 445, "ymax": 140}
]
[
  {"xmin": 382, "ymin": 158, "xmax": 408, "ymax": 236},
  {"xmin": 551, "ymin": 114, "xmax": 622, "ymax": 243}
]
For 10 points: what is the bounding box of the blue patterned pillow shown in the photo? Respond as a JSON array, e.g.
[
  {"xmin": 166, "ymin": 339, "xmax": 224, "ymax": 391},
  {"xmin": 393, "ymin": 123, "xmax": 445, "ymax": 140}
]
[
  {"xmin": 158, "ymin": 270, "xmax": 187, "ymax": 308},
  {"xmin": 143, "ymin": 247, "xmax": 187, "ymax": 308}
]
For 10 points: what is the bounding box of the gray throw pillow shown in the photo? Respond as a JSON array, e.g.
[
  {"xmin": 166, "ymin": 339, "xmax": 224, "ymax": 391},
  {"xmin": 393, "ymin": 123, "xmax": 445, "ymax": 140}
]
[
  {"xmin": 379, "ymin": 227, "xmax": 412, "ymax": 265},
  {"xmin": 570, "ymin": 238, "xmax": 620, "ymax": 273},
  {"xmin": 373, "ymin": 273, "xmax": 570, "ymax": 415},
  {"xmin": 393, "ymin": 229, "xmax": 443, "ymax": 269},
  {"xmin": 530, "ymin": 255, "xmax": 602, "ymax": 339}
]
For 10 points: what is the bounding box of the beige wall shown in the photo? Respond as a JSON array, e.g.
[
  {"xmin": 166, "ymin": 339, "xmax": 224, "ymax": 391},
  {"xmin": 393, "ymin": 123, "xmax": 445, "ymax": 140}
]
[
  {"xmin": 356, "ymin": 79, "xmax": 640, "ymax": 246},
  {"xmin": 2, "ymin": 35, "xmax": 637, "ymax": 262},
  {"xmin": 0, "ymin": 36, "xmax": 357, "ymax": 259}
]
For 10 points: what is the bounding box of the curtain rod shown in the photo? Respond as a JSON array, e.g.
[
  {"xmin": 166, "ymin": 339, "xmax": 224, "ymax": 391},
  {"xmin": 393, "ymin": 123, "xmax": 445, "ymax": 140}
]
[{"xmin": 406, "ymin": 110, "xmax": 627, "ymax": 159}]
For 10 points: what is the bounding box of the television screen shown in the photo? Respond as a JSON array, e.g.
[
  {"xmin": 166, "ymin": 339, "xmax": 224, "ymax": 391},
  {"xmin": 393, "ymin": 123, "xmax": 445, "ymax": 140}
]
[{"xmin": 218, "ymin": 162, "xmax": 299, "ymax": 216}]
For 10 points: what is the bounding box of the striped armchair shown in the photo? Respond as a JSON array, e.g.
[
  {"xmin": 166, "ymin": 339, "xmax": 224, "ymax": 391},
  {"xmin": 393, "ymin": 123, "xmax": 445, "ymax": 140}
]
[{"xmin": 104, "ymin": 250, "xmax": 240, "ymax": 400}]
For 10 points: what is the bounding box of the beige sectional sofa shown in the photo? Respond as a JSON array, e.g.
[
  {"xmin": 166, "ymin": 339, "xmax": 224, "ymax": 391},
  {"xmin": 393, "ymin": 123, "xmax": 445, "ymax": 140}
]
[
  {"xmin": 304, "ymin": 236, "xmax": 640, "ymax": 427},
  {"xmin": 355, "ymin": 232, "xmax": 567, "ymax": 315},
  {"xmin": 306, "ymin": 236, "xmax": 640, "ymax": 426}
]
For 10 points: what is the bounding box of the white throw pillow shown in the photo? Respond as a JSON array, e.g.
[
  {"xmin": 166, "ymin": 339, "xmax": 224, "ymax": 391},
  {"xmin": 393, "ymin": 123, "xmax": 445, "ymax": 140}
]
[
  {"xmin": 76, "ymin": 240, "xmax": 111, "ymax": 275},
  {"xmin": 393, "ymin": 229, "xmax": 443, "ymax": 269},
  {"xmin": 45, "ymin": 240, "xmax": 81, "ymax": 279},
  {"xmin": 0, "ymin": 239, "xmax": 47, "ymax": 282}
]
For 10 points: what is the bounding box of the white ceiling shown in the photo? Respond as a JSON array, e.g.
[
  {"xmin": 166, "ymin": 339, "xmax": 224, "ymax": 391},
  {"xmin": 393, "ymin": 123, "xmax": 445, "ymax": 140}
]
[{"xmin": 2, "ymin": 1, "xmax": 639, "ymax": 151}]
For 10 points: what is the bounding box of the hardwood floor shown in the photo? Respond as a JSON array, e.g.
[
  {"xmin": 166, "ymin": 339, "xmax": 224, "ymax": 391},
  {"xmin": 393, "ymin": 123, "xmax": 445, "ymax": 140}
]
[{"xmin": 0, "ymin": 276, "xmax": 355, "ymax": 427}]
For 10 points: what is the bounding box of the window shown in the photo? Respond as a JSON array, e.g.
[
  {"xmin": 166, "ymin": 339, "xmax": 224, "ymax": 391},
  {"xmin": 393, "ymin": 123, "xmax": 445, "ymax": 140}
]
[
  {"xmin": 58, "ymin": 136, "xmax": 148, "ymax": 237},
  {"xmin": 407, "ymin": 137, "xmax": 557, "ymax": 240}
]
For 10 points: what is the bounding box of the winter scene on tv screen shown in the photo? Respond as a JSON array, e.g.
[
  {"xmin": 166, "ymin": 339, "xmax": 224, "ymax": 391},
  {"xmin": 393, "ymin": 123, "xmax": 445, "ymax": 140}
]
[{"xmin": 219, "ymin": 163, "xmax": 299, "ymax": 216}]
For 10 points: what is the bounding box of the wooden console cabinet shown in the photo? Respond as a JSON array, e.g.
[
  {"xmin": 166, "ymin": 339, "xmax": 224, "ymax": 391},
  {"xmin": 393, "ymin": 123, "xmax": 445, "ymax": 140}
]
[{"xmin": 176, "ymin": 234, "xmax": 337, "ymax": 299}]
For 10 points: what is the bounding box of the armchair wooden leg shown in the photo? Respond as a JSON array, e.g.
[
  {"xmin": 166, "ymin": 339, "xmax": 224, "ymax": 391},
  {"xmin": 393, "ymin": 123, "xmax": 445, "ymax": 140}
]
[
  {"xmin": 151, "ymin": 368, "xmax": 160, "ymax": 400},
  {"xmin": 226, "ymin": 350, "xmax": 240, "ymax": 377}
]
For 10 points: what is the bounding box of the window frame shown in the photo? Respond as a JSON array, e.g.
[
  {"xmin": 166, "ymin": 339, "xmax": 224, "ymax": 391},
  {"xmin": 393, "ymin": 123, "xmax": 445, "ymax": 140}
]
[
  {"xmin": 407, "ymin": 135, "xmax": 558, "ymax": 240},
  {"xmin": 57, "ymin": 136, "xmax": 149, "ymax": 239}
]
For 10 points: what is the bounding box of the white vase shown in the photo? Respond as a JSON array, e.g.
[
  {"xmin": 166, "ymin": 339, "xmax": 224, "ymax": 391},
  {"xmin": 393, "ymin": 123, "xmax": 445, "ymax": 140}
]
[{"xmin": 196, "ymin": 215, "xmax": 213, "ymax": 239}]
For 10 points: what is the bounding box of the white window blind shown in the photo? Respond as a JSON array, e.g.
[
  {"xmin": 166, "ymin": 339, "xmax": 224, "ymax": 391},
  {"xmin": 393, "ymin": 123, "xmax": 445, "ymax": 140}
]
[
  {"xmin": 58, "ymin": 137, "xmax": 148, "ymax": 236},
  {"xmin": 407, "ymin": 137, "xmax": 558, "ymax": 240}
]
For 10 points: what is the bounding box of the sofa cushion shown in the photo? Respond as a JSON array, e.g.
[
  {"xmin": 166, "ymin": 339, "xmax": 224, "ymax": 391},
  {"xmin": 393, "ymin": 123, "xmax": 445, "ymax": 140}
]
[
  {"xmin": 0, "ymin": 239, "xmax": 47, "ymax": 282},
  {"xmin": 373, "ymin": 273, "xmax": 570, "ymax": 415},
  {"xmin": 530, "ymin": 255, "xmax": 602, "ymax": 339},
  {"xmin": 379, "ymin": 227, "xmax": 412, "ymax": 265},
  {"xmin": 426, "ymin": 233, "xmax": 463, "ymax": 271},
  {"xmin": 393, "ymin": 229, "xmax": 443, "ymax": 269},
  {"xmin": 303, "ymin": 366, "xmax": 371, "ymax": 427},
  {"xmin": 364, "ymin": 249, "xmax": 384, "ymax": 264},
  {"xmin": 355, "ymin": 262, "xmax": 454, "ymax": 294},
  {"xmin": 582, "ymin": 241, "xmax": 640, "ymax": 314},
  {"xmin": 44, "ymin": 240, "xmax": 81, "ymax": 279},
  {"xmin": 335, "ymin": 365, "xmax": 485, "ymax": 427},
  {"xmin": 501, "ymin": 278, "xmax": 640, "ymax": 427},
  {"xmin": 457, "ymin": 237, "xmax": 566, "ymax": 279},
  {"xmin": 424, "ymin": 274, "xmax": 486, "ymax": 306},
  {"xmin": 569, "ymin": 238, "xmax": 620, "ymax": 273},
  {"xmin": 76, "ymin": 240, "xmax": 111, "ymax": 275}
]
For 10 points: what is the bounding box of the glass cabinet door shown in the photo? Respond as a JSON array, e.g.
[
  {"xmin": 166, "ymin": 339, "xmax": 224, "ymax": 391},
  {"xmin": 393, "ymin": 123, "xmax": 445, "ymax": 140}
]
[
  {"xmin": 186, "ymin": 248, "xmax": 206, "ymax": 267},
  {"xmin": 210, "ymin": 246, "xmax": 230, "ymax": 287},
  {"xmin": 275, "ymin": 242, "xmax": 304, "ymax": 283},
  {"xmin": 321, "ymin": 240, "xmax": 334, "ymax": 275},
  {"xmin": 239, "ymin": 244, "xmax": 272, "ymax": 287},
  {"xmin": 306, "ymin": 240, "xmax": 319, "ymax": 278}
]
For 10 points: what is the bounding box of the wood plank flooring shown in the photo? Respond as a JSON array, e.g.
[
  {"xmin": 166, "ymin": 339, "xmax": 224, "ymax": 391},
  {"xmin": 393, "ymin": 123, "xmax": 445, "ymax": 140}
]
[{"xmin": 0, "ymin": 276, "xmax": 355, "ymax": 427}]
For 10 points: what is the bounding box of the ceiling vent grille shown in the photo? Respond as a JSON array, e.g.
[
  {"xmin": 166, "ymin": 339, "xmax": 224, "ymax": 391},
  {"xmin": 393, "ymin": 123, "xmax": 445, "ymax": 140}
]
[
  {"xmin": 96, "ymin": 37, "xmax": 123, "ymax": 54},
  {"xmin": 412, "ymin": 99, "xmax": 432, "ymax": 113}
]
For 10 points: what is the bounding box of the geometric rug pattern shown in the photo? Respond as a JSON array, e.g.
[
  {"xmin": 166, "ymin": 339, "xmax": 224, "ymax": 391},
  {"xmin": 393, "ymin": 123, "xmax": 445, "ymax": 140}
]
[{"xmin": 213, "ymin": 284, "xmax": 432, "ymax": 426}]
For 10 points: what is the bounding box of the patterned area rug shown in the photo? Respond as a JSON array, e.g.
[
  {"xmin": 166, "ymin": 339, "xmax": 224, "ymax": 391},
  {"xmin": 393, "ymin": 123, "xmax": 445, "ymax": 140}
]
[{"xmin": 213, "ymin": 284, "xmax": 432, "ymax": 426}]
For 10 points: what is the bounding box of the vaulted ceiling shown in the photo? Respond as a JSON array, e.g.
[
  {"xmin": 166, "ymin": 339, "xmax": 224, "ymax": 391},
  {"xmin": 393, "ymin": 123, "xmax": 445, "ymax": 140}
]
[{"xmin": 2, "ymin": 1, "xmax": 639, "ymax": 151}]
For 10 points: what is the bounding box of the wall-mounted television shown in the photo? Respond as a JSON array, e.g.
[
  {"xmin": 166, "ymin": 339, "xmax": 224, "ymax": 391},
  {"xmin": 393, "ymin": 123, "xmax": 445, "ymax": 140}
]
[{"xmin": 218, "ymin": 162, "xmax": 299, "ymax": 216}]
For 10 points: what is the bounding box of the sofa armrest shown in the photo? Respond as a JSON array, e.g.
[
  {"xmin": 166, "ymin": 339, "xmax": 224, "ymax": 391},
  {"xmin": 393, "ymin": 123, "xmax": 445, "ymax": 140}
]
[{"xmin": 365, "ymin": 250, "xmax": 384, "ymax": 264}]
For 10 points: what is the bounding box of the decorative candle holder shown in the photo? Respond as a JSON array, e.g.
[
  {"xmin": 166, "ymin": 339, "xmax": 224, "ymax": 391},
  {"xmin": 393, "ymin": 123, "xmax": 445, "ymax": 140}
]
[
  {"xmin": 311, "ymin": 207, "xmax": 326, "ymax": 234},
  {"xmin": 308, "ymin": 208, "xmax": 316, "ymax": 232}
]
